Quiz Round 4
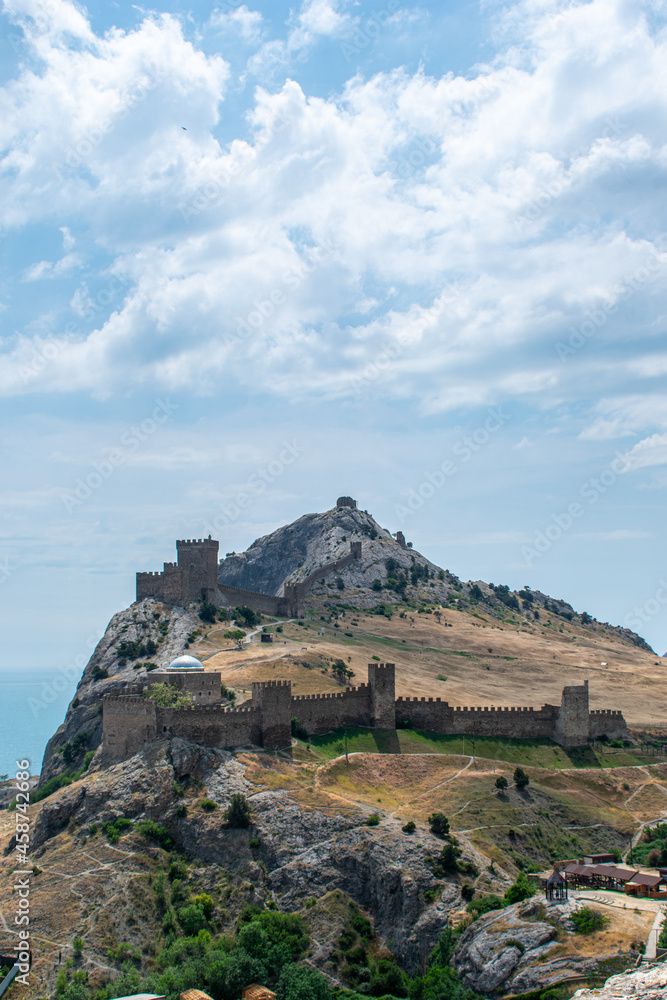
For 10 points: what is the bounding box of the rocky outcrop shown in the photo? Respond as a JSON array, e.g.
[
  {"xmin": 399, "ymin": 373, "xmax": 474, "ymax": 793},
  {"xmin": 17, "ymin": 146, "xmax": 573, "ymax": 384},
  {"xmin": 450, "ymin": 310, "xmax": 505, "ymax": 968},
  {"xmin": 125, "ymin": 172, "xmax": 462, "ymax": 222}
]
[
  {"xmin": 452, "ymin": 898, "xmax": 620, "ymax": 996},
  {"xmin": 31, "ymin": 740, "xmax": 460, "ymax": 972},
  {"xmin": 39, "ymin": 601, "xmax": 200, "ymax": 786},
  {"xmin": 218, "ymin": 504, "xmax": 457, "ymax": 606},
  {"xmin": 573, "ymin": 962, "xmax": 667, "ymax": 1000}
]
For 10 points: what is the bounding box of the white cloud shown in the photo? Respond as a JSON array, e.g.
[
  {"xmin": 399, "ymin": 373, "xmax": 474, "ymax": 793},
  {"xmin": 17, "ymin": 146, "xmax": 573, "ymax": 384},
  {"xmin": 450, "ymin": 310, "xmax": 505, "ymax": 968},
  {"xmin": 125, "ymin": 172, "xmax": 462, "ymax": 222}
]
[
  {"xmin": 0, "ymin": 0, "xmax": 666, "ymax": 431},
  {"xmin": 209, "ymin": 5, "xmax": 264, "ymax": 44},
  {"xmin": 624, "ymin": 433, "xmax": 667, "ymax": 470}
]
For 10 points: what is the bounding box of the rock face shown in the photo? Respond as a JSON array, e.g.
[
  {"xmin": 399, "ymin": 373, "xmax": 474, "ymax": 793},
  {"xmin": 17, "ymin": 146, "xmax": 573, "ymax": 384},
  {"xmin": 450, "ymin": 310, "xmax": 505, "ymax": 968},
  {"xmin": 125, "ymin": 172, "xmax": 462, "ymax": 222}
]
[
  {"xmin": 452, "ymin": 898, "xmax": 612, "ymax": 996},
  {"xmin": 31, "ymin": 740, "xmax": 460, "ymax": 972},
  {"xmin": 39, "ymin": 600, "xmax": 199, "ymax": 786},
  {"xmin": 573, "ymin": 962, "xmax": 667, "ymax": 1000},
  {"xmin": 218, "ymin": 504, "xmax": 458, "ymax": 605}
]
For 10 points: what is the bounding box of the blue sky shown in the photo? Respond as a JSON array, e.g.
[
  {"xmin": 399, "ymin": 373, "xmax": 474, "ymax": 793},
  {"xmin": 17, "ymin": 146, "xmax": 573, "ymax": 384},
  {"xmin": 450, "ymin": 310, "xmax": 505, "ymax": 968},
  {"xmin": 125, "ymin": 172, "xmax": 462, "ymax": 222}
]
[{"xmin": 1, "ymin": 0, "xmax": 667, "ymax": 671}]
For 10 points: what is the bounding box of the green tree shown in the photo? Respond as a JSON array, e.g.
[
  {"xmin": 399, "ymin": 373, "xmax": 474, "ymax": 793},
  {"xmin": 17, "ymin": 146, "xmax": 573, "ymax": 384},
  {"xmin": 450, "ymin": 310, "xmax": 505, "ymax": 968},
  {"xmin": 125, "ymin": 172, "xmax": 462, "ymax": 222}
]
[
  {"xmin": 199, "ymin": 601, "xmax": 217, "ymax": 623},
  {"xmin": 495, "ymin": 776, "xmax": 508, "ymax": 791},
  {"xmin": 143, "ymin": 683, "xmax": 193, "ymax": 709},
  {"xmin": 278, "ymin": 963, "xmax": 332, "ymax": 1000},
  {"xmin": 513, "ymin": 767, "xmax": 529, "ymax": 789},
  {"xmin": 177, "ymin": 903, "xmax": 207, "ymax": 936},
  {"xmin": 429, "ymin": 812, "xmax": 450, "ymax": 837},
  {"xmin": 437, "ymin": 842, "xmax": 462, "ymax": 873},
  {"xmin": 225, "ymin": 792, "xmax": 251, "ymax": 828},
  {"xmin": 504, "ymin": 872, "xmax": 535, "ymax": 905}
]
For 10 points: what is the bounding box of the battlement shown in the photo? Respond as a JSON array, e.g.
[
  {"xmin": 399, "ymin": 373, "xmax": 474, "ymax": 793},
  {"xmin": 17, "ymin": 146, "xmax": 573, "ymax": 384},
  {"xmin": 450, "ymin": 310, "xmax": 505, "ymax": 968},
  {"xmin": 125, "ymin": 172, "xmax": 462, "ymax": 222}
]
[
  {"xmin": 252, "ymin": 680, "xmax": 290, "ymax": 689},
  {"xmin": 177, "ymin": 536, "xmax": 219, "ymax": 548},
  {"xmin": 591, "ymin": 709, "xmax": 623, "ymax": 716}
]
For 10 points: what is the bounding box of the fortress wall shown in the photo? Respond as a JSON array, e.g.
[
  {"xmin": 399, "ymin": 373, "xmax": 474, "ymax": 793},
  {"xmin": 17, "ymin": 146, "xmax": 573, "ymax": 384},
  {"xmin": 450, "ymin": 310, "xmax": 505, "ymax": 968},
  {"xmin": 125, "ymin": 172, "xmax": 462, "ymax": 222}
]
[
  {"xmin": 136, "ymin": 567, "xmax": 187, "ymax": 604},
  {"xmin": 589, "ymin": 709, "xmax": 629, "ymax": 740},
  {"xmin": 291, "ymin": 684, "xmax": 372, "ymax": 732},
  {"xmin": 156, "ymin": 704, "xmax": 262, "ymax": 748},
  {"xmin": 217, "ymin": 583, "xmax": 286, "ymax": 616},
  {"xmin": 394, "ymin": 697, "xmax": 558, "ymax": 738},
  {"xmin": 148, "ymin": 671, "xmax": 222, "ymax": 705},
  {"xmin": 103, "ymin": 694, "xmax": 157, "ymax": 759}
]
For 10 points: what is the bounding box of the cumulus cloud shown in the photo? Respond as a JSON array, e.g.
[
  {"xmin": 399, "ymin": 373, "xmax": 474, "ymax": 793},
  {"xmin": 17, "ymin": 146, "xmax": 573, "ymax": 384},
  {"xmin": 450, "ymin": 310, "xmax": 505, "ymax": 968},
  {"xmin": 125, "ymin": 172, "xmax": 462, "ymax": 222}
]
[{"xmin": 1, "ymin": 0, "xmax": 666, "ymax": 434}]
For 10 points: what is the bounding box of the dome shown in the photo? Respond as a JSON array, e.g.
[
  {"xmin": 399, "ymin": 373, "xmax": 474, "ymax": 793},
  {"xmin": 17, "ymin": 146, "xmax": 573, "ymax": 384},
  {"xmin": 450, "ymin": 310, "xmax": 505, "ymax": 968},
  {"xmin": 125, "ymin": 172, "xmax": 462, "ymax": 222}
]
[{"xmin": 167, "ymin": 654, "xmax": 204, "ymax": 670}]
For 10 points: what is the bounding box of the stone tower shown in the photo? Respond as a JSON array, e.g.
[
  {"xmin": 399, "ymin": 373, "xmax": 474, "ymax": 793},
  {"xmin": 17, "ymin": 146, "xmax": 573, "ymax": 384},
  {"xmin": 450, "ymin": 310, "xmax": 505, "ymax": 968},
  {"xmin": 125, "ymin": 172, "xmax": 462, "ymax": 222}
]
[
  {"xmin": 176, "ymin": 536, "xmax": 219, "ymax": 603},
  {"xmin": 252, "ymin": 680, "xmax": 292, "ymax": 749},
  {"xmin": 553, "ymin": 680, "xmax": 590, "ymax": 746},
  {"xmin": 368, "ymin": 662, "xmax": 396, "ymax": 728},
  {"xmin": 337, "ymin": 496, "xmax": 357, "ymax": 509}
]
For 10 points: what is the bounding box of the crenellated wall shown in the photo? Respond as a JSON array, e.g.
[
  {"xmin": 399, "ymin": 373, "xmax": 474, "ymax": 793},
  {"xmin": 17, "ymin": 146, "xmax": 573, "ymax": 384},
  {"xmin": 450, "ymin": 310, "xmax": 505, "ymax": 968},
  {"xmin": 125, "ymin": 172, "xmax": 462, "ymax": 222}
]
[
  {"xmin": 103, "ymin": 663, "xmax": 629, "ymax": 762},
  {"xmin": 291, "ymin": 684, "xmax": 373, "ymax": 732},
  {"xmin": 395, "ymin": 697, "xmax": 559, "ymax": 738}
]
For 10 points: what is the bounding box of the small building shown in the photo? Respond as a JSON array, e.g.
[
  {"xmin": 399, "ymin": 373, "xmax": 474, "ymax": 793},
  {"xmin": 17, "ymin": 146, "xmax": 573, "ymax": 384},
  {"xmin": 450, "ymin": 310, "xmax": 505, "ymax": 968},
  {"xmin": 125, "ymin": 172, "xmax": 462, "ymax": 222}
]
[
  {"xmin": 242, "ymin": 986, "xmax": 277, "ymax": 1000},
  {"xmin": 582, "ymin": 853, "xmax": 616, "ymax": 865},
  {"xmin": 112, "ymin": 994, "xmax": 166, "ymax": 1000},
  {"xmin": 545, "ymin": 869, "xmax": 568, "ymax": 902},
  {"xmin": 180, "ymin": 991, "xmax": 214, "ymax": 1000},
  {"xmin": 624, "ymin": 872, "xmax": 667, "ymax": 898},
  {"xmin": 260, "ymin": 632, "xmax": 274, "ymax": 643}
]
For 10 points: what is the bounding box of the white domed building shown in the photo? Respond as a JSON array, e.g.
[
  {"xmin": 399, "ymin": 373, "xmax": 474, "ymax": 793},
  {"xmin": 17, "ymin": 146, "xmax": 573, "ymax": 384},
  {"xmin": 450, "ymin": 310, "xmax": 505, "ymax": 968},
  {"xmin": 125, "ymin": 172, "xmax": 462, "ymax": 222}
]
[
  {"xmin": 146, "ymin": 654, "xmax": 221, "ymax": 705},
  {"xmin": 167, "ymin": 654, "xmax": 204, "ymax": 671}
]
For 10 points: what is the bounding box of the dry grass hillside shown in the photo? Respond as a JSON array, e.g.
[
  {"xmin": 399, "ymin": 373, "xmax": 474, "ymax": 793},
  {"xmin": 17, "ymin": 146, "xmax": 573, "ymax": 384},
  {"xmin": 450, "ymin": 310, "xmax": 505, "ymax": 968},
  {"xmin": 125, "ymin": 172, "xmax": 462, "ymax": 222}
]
[{"xmin": 191, "ymin": 599, "xmax": 667, "ymax": 724}]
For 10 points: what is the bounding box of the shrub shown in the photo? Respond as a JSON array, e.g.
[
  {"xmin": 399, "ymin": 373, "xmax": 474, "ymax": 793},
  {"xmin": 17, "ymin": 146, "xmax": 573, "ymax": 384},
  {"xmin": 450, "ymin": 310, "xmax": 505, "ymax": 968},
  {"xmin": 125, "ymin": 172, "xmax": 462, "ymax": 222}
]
[
  {"xmin": 467, "ymin": 894, "xmax": 505, "ymax": 917},
  {"xmin": 234, "ymin": 605, "xmax": 261, "ymax": 627},
  {"xmin": 435, "ymin": 842, "xmax": 461, "ymax": 873},
  {"xmin": 134, "ymin": 819, "xmax": 173, "ymax": 849},
  {"xmin": 402, "ymin": 821, "xmax": 416, "ymax": 834},
  {"xmin": 277, "ymin": 963, "xmax": 332, "ymax": 999},
  {"xmin": 366, "ymin": 814, "xmax": 380, "ymax": 826},
  {"xmin": 198, "ymin": 798, "xmax": 217, "ymax": 812},
  {"xmin": 72, "ymin": 937, "xmax": 84, "ymax": 957},
  {"xmin": 571, "ymin": 906, "xmax": 610, "ymax": 934},
  {"xmin": 249, "ymin": 837, "xmax": 260, "ymax": 849},
  {"xmin": 513, "ymin": 766, "xmax": 530, "ymax": 788},
  {"xmin": 177, "ymin": 903, "xmax": 207, "ymax": 935},
  {"xmin": 175, "ymin": 804, "xmax": 187, "ymax": 818},
  {"xmin": 143, "ymin": 682, "xmax": 193, "ymax": 709},
  {"xmin": 192, "ymin": 892, "xmax": 214, "ymax": 918},
  {"xmin": 107, "ymin": 942, "xmax": 141, "ymax": 963},
  {"xmin": 461, "ymin": 884, "xmax": 475, "ymax": 902},
  {"xmin": 225, "ymin": 792, "xmax": 251, "ymax": 828},
  {"xmin": 429, "ymin": 812, "xmax": 450, "ymax": 837},
  {"xmin": 504, "ymin": 872, "xmax": 535, "ymax": 905},
  {"xmin": 199, "ymin": 601, "xmax": 217, "ymax": 623}
]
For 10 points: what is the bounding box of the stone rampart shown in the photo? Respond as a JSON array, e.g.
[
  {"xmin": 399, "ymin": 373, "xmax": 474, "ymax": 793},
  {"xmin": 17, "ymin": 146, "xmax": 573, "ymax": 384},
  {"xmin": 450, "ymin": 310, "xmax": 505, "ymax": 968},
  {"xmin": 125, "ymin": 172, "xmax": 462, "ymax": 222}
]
[
  {"xmin": 148, "ymin": 670, "xmax": 222, "ymax": 705},
  {"xmin": 103, "ymin": 694, "xmax": 157, "ymax": 759},
  {"xmin": 588, "ymin": 709, "xmax": 630, "ymax": 740},
  {"xmin": 291, "ymin": 684, "xmax": 372, "ymax": 732},
  {"xmin": 395, "ymin": 697, "xmax": 559, "ymax": 737},
  {"xmin": 217, "ymin": 583, "xmax": 289, "ymax": 617},
  {"xmin": 156, "ymin": 703, "xmax": 261, "ymax": 748},
  {"xmin": 104, "ymin": 663, "xmax": 629, "ymax": 761}
]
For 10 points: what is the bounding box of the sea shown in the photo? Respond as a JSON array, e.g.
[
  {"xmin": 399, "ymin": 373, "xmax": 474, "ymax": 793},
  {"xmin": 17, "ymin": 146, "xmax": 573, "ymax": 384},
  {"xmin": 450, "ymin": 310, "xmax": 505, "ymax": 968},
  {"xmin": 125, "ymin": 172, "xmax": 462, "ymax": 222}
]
[{"xmin": 0, "ymin": 668, "xmax": 78, "ymax": 777}]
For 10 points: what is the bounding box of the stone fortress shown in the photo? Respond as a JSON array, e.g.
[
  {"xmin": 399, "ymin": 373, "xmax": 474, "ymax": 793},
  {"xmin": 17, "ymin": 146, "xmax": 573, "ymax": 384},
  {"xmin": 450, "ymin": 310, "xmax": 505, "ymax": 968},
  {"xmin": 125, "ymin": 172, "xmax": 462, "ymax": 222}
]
[
  {"xmin": 136, "ymin": 497, "xmax": 363, "ymax": 618},
  {"xmin": 103, "ymin": 662, "xmax": 629, "ymax": 761},
  {"xmin": 115, "ymin": 496, "xmax": 630, "ymax": 761}
]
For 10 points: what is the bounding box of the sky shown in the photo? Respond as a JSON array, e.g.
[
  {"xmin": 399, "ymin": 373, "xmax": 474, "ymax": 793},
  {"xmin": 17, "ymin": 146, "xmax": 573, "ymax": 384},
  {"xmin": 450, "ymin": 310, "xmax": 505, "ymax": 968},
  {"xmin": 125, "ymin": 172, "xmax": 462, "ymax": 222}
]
[{"xmin": 1, "ymin": 0, "xmax": 667, "ymax": 673}]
